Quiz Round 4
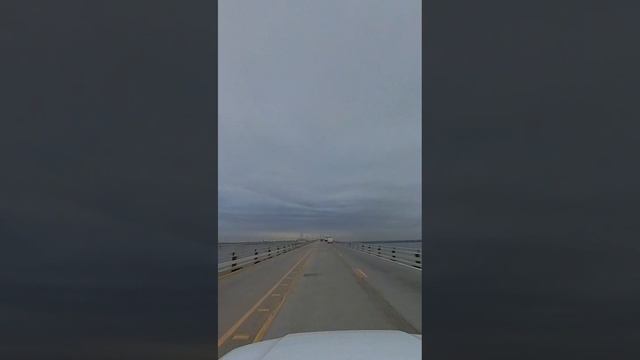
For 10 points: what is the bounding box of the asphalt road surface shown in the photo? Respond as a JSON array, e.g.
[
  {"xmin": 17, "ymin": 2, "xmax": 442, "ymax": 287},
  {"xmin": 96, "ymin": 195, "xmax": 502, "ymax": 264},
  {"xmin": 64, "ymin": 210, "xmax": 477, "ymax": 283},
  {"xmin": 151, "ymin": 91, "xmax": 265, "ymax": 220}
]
[{"xmin": 217, "ymin": 241, "xmax": 421, "ymax": 358}]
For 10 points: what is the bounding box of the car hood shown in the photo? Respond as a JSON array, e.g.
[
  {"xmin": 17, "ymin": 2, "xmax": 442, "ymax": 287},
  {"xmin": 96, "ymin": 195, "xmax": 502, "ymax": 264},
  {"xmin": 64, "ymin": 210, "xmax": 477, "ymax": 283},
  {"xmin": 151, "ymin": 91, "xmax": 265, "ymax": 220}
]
[{"xmin": 220, "ymin": 330, "xmax": 421, "ymax": 360}]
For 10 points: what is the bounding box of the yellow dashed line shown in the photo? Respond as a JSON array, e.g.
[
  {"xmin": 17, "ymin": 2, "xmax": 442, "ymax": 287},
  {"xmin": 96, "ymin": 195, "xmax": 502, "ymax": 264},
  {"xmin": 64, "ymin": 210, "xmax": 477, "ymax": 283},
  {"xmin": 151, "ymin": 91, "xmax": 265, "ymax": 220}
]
[
  {"xmin": 217, "ymin": 249, "xmax": 313, "ymax": 348},
  {"xmin": 354, "ymin": 268, "xmax": 368, "ymax": 279},
  {"xmin": 254, "ymin": 296, "xmax": 286, "ymax": 342},
  {"xmin": 257, "ymin": 308, "xmax": 269, "ymax": 312},
  {"xmin": 232, "ymin": 334, "xmax": 250, "ymax": 340},
  {"xmin": 254, "ymin": 248, "xmax": 315, "ymax": 342}
]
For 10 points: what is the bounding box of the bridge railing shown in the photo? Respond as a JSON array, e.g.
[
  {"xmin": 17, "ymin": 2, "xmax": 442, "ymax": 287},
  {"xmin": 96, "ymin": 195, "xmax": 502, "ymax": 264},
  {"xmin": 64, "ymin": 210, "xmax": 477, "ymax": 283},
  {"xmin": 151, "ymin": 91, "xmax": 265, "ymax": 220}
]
[
  {"xmin": 218, "ymin": 241, "xmax": 312, "ymax": 275},
  {"xmin": 341, "ymin": 242, "xmax": 422, "ymax": 269}
]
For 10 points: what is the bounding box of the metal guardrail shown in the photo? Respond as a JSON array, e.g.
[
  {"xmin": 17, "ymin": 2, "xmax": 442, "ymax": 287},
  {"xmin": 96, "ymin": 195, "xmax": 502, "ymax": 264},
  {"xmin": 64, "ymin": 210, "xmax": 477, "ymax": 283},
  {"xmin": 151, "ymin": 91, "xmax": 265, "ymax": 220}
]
[
  {"xmin": 218, "ymin": 241, "xmax": 298, "ymax": 261},
  {"xmin": 218, "ymin": 241, "xmax": 313, "ymax": 275},
  {"xmin": 341, "ymin": 242, "xmax": 422, "ymax": 269}
]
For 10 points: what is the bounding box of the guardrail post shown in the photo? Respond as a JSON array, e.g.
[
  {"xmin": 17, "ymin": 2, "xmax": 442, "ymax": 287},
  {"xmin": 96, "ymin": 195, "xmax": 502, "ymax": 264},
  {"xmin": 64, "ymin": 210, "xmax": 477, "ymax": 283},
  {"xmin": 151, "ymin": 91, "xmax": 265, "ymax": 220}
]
[
  {"xmin": 276, "ymin": 246, "xmax": 281, "ymax": 255},
  {"xmin": 268, "ymin": 247, "xmax": 272, "ymax": 259},
  {"xmin": 391, "ymin": 247, "xmax": 396, "ymax": 261},
  {"xmin": 414, "ymin": 252, "xmax": 421, "ymax": 266},
  {"xmin": 254, "ymin": 249, "xmax": 259, "ymax": 264},
  {"xmin": 377, "ymin": 246, "xmax": 381, "ymax": 257},
  {"xmin": 231, "ymin": 252, "xmax": 238, "ymax": 271}
]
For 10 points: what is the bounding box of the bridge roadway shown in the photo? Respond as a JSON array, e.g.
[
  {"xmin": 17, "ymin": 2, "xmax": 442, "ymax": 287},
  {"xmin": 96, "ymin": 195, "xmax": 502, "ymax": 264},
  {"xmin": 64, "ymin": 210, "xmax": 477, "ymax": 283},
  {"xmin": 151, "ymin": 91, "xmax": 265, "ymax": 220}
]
[{"xmin": 218, "ymin": 241, "xmax": 421, "ymax": 358}]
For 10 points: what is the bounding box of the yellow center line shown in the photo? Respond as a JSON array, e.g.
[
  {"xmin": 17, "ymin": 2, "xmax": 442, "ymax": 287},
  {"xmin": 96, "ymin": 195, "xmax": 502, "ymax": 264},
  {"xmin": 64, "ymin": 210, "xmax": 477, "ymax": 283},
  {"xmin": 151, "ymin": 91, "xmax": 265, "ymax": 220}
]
[
  {"xmin": 254, "ymin": 297, "xmax": 287, "ymax": 342},
  {"xmin": 217, "ymin": 249, "xmax": 313, "ymax": 348},
  {"xmin": 354, "ymin": 268, "xmax": 368, "ymax": 279},
  {"xmin": 232, "ymin": 334, "xmax": 250, "ymax": 340},
  {"xmin": 253, "ymin": 248, "xmax": 314, "ymax": 342}
]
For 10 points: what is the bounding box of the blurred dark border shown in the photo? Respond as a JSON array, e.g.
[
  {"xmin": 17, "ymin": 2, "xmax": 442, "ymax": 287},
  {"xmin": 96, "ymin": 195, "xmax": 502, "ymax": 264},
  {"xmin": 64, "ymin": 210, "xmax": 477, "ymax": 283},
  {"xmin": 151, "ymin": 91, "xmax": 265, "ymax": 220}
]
[
  {"xmin": 422, "ymin": 1, "xmax": 640, "ymax": 359},
  {"xmin": 1, "ymin": 1, "xmax": 218, "ymax": 358}
]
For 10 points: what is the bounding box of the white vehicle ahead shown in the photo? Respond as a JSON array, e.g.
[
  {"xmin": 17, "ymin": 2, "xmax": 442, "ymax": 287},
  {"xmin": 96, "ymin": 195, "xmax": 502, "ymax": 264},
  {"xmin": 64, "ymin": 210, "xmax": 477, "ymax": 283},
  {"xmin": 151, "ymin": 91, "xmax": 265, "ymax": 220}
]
[
  {"xmin": 220, "ymin": 330, "xmax": 421, "ymax": 360},
  {"xmin": 326, "ymin": 236, "xmax": 334, "ymax": 244}
]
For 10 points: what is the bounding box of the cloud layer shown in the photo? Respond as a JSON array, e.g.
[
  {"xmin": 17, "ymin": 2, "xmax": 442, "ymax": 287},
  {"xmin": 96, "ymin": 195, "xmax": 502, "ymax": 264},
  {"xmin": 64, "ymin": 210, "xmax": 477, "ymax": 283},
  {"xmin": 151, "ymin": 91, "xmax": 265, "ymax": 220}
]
[{"xmin": 219, "ymin": 0, "xmax": 422, "ymax": 242}]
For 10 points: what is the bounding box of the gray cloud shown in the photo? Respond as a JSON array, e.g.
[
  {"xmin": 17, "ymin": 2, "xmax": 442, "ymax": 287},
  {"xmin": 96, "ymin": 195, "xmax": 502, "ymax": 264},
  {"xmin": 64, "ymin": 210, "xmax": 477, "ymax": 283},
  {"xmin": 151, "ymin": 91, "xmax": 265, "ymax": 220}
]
[{"xmin": 219, "ymin": 0, "xmax": 421, "ymax": 242}]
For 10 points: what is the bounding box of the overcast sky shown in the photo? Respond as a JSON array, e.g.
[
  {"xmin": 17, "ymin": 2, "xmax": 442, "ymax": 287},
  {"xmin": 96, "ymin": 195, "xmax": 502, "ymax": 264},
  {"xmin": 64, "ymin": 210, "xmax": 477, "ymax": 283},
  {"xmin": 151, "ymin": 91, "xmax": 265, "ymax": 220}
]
[{"xmin": 219, "ymin": 0, "xmax": 421, "ymax": 242}]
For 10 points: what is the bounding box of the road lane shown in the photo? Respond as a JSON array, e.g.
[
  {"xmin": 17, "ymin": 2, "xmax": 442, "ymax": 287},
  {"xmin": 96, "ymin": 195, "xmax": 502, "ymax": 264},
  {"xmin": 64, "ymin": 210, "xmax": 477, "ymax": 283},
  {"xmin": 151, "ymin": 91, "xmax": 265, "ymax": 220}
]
[
  {"xmin": 264, "ymin": 242, "xmax": 418, "ymax": 340},
  {"xmin": 217, "ymin": 244, "xmax": 311, "ymax": 344},
  {"xmin": 334, "ymin": 244, "xmax": 422, "ymax": 332}
]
